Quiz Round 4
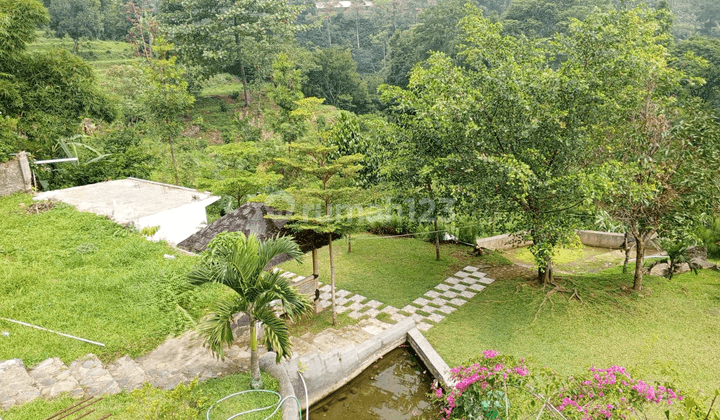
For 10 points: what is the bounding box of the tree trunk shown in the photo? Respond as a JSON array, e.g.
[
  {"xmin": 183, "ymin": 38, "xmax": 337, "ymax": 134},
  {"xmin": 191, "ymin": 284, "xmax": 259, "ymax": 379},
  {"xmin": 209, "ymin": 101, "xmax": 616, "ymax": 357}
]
[
  {"xmin": 73, "ymin": 38, "xmax": 79, "ymax": 54},
  {"xmin": 249, "ymin": 317, "xmax": 263, "ymax": 389},
  {"xmin": 312, "ymin": 248, "xmax": 319, "ymax": 278},
  {"xmin": 434, "ymin": 217, "xmax": 440, "ymax": 260},
  {"xmin": 327, "ymin": 19, "xmax": 332, "ymax": 46},
  {"xmin": 622, "ymin": 232, "xmax": 631, "ymax": 274},
  {"xmin": 169, "ymin": 139, "xmax": 179, "ymax": 185},
  {"xmin": 312, "ymin": 248, "xmax": 320, "ymax": 313},
  {"xmin": 240, "ymin": 63, "xmax": 250, "ymax": 107},
  {"xmin": 355, "ymin": 14, "xmax": 360, "ymax": 49},
  {"xmin": 329, "ymin": 233, "xmax": 337, "ymax": 326},
  {"xmin": 347, "ymin": 234, "xmax": 352, "ymax": 253},
  {"xmin": 540, "ymin": 256, "xmax": 553, "ymax": 285},
  {"xmin": 633, "ymin": 234, "xmax": 645, "ymax": 291}
]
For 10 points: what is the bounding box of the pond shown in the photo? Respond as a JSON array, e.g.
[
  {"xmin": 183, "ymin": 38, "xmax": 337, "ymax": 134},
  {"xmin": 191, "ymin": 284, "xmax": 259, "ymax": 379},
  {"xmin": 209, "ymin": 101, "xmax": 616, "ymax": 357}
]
[{"xmin": 309, "ymin": 347, "xmax": 438, "ymax": 420}]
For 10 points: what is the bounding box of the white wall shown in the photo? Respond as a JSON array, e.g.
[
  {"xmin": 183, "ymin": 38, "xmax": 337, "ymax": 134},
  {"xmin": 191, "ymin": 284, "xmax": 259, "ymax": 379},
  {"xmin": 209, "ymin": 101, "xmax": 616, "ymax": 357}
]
[{"xmin": 137, "ymin": 197, "xmax": 219, "ymax": 245}]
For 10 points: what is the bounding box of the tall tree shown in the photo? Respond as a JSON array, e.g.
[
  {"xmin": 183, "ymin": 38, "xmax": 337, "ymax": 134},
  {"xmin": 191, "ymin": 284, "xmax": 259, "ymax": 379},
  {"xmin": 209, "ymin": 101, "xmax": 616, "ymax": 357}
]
[
  {"xmin": 139, "ymin": 39, "xmax": 195, "ymax": 185},
  {"xmin": 196, "ymin": 142, "xmax": 283, "ymax": 206},
  {"xmin": 48, "ymin": 0, "xmax": 103, "ymax": 52},
  {"xmin": 385, "ymin": 0, "xmax": 470, "ymax": 88},
  {"xmin": 1, "ymin": 0, "xmax": 115, "ymax": 160},
  {"xmin": 267, "ymin": 52, "xmax": 306, "ymax": 151},
  {"xmin": 382, "ymin": 6, "xmax": 599, "ymax": 281},
  {"xmin": 274, "ymin": 99, "xmax": 365, "ymax": 325},
  {"xmin": 501, "ymin": 0, "xmax": 611, "ymax": 39},
  {"xmin": 100, "ymin": 0, "xmax": 132, "ymax": 41},
  {"xmin": 562, "ymin": 5, "xmax": 720, "ymax": 291},
  {"xmin": 673, "ymin": 36, "xmax": 720, "ymax": 111},
  {"xmin": 275, "ymin": 141, "xmax": 363, "ymax": 326},
  {"xmin": 381, "ymin": 5, "xmax": 697, "ymax": 285},
  {"xmin": 188, "ymin": 232, "xmax": 312, "ymax": 389},
  {"xmin": 160, "ymin": 0, "xmax": 308, "ymax": 107},
  {"xmin": 303, "ymin": 47, "xmax": 371, "ymax": 112}
]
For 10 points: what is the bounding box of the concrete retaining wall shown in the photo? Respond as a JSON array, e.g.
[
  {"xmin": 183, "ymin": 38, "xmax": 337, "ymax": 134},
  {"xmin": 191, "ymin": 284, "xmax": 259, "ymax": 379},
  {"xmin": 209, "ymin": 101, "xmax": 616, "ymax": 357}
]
[
  {"xmin": 576, "ymin": 230, "xmax": 626, "ymax": 249},
  {"xmin": 286, "ymin": 318, "xmax": 415, "ymax": 411},
  {"xmin": 290, "ymin": 275, "xmax": 317, "ymax": 297},
  {"xmin": 477, "ymin": 230, "xmax": 662, "ymax": 251},
  {"xmin": 260, "ymin": 318, "xmax": 458, "ymax": 419},
  {"xmin": 407, "ymin": 328, "xmax": 455, "ymax": 388},
  {"xmin": 261, "ymin": 318, "xmax": 416, "ymax": 419},
  {"xmin": 475, "ymin": 233, "xmax": 531, "ymax": 250},
  {"xmin": 576, "ymin": 230, "xmax": 662, "ymax": 251},
  {"xmin": 0, "ymin": 152, "xmax": 32, "ymax": 196}
]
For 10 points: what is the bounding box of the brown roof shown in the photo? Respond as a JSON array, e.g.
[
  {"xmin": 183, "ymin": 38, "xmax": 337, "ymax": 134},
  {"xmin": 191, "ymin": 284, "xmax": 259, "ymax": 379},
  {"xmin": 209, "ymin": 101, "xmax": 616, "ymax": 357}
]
[{"xmin": 177, "ymin": 202, "xmax": 338, "ymax": 266}]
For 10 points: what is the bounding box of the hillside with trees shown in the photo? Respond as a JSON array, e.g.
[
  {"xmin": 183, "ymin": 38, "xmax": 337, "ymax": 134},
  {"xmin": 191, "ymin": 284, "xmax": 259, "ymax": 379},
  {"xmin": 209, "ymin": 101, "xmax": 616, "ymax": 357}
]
[{"xmin": 2, "ymin": 0, "xmax": 720, "ymax": 416}]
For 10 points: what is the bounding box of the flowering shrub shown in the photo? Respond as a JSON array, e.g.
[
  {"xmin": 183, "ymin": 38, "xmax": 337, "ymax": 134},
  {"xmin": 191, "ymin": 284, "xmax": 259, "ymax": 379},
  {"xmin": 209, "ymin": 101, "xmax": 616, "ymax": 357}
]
[{"xmin": 430, "ymin": 350, "xmax": 716, "ymax": 420}]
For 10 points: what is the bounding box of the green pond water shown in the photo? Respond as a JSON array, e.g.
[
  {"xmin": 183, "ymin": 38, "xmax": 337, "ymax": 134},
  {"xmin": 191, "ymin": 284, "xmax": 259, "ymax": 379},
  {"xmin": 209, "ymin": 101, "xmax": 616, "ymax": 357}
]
[{"xmin": 309, "ymin": 347, "xmax": 438, "ymax": 420}]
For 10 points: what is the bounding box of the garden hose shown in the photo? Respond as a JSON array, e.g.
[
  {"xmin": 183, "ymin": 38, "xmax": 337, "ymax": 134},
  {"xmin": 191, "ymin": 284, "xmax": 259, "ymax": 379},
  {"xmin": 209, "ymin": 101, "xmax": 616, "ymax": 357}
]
[{"xmin": 207, "ymin": 373, "xmax": 309, "ymax": 420}]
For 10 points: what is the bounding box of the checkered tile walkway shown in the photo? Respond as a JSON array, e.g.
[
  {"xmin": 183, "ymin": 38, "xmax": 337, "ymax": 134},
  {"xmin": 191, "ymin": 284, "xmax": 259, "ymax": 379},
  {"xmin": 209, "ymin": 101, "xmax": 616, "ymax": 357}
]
[{"xmin": 280, "ymin": 266, "xmax": 494, "ymax": 332}]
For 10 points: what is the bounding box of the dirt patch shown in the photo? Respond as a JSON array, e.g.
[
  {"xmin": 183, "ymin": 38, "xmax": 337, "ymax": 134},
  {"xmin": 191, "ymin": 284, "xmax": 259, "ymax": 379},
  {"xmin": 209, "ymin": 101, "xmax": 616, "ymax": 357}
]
[
  {"xmin": 25, "ymin": 200, "xmax": 56, "ymax": 214},
  {"xmin": 483, "ymin": 264, "xmax": 535, "ymax": 282},
  {"xmin": 203, "ymin": 129, "xmax": 223, "ymax": 145}
]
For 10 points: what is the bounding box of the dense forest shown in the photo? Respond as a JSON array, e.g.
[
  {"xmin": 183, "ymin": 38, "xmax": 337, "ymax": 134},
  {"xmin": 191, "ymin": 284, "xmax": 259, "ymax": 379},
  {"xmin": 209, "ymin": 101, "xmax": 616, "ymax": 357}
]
[{"xmin": 2, "ymin": 0, "xmax": 720, "ymax": 287}]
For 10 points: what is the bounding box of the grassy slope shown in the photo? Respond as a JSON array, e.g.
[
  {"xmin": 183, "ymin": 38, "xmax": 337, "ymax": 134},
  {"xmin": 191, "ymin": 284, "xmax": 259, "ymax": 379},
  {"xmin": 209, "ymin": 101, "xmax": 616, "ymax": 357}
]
[
  {"xmin": 3, "ymin": 372, "xmax": 281, "ymax": 420},
  {"xmin": 0, "ymin": 193, "xmax": 220, "ymax": 366},
  {"xmin": 424, "ymin": 266, "xmax": 720, "ymax": 392},
  {"xmin": 26, "ymin": 31, "xmax": 137, "ymax": 78},
  {"xmin": 278, "ymin": 233, "xmax": 507, "ymax": 308}
]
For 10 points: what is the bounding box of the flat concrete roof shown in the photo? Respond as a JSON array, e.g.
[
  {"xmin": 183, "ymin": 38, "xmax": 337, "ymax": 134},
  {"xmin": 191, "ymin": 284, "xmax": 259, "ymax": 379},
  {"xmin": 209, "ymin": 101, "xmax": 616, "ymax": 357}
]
[{"xmin": 34, "ymin": 178, "xmax": 217, "ymax": 224}]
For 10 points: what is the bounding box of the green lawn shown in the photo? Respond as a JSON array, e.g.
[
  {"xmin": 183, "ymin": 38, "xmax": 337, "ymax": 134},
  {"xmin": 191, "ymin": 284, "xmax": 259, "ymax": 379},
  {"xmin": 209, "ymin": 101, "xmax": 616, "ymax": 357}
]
[
  {"xmin": 3, "ymin": 372, "xmax": 282, "ymax": 420},
  {"xmin": 424, "ymin": 265, "xmax": 720, "ymax": 393},
  {"xmin": 278, "ymin": 233, "xmax": 508, "ymax": 308},
  {"xmin": 0, "ymin": 193, "xmax": 220, "ymax": 366}
]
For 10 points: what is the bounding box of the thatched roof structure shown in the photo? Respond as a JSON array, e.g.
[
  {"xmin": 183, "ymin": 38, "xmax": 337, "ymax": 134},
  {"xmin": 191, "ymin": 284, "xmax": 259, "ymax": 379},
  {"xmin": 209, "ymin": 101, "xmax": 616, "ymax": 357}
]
[{"xmin": 177, "ymin": 202, "xmax": 338, "ymax": 266}]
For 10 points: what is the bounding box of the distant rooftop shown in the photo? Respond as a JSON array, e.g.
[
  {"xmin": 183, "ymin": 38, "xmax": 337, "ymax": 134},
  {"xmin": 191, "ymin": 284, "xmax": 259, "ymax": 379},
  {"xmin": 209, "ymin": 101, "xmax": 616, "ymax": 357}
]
[
  {"xmin": 34, "ymin": 178, "xmax": 215, "ymax": 224},
  {"xmin": 316, "ymin": 0, "xmax": 373, "ymax": 9}
]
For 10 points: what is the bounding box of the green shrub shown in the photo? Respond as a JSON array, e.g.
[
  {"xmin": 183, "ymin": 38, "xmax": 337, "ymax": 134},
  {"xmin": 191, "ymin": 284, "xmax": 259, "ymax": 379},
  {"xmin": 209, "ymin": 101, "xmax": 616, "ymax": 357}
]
[{"xmin": 698, "ymin": 216, "xmax": 720, "ymax": 258}]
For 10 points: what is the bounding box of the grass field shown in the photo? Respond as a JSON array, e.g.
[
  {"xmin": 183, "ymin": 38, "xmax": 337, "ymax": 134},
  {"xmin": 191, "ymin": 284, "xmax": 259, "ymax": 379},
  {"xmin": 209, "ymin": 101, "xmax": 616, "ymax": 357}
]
[
  {"xmin": 0, "ymin": 193, "xmax": 220, "ymax": 366},
  {"xmin": 3, "ymin": 372, "xmax": 282, "ymax": 420},
  {"xmin": 278, "ymin": 233, "xmax": 510, "ymax": 308},
  {"xmin": 26, "ymin": 32, "xmax": 138, "ymax": 77},
  {"xmin": 424, "ymin": 265, "xmax": 720, "ymax": 393}
]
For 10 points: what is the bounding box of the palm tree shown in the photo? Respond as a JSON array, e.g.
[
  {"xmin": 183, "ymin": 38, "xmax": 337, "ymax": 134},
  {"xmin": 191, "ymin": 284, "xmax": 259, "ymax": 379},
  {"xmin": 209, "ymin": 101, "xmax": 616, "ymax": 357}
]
[{"xmin": 188, "ymin": 232, "xmax": 312, "ymax": 389}]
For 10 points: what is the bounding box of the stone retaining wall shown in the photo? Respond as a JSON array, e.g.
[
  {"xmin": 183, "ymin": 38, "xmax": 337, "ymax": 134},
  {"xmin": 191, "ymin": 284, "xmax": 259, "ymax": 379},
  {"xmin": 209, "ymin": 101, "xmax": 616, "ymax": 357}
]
[
  {"xmin": 0, "ymin": 152, "xmax": 32, "ymax": 197},
  {"xmin": 477, "ymin": 230, "xmax": 663, "ymax": 251}
]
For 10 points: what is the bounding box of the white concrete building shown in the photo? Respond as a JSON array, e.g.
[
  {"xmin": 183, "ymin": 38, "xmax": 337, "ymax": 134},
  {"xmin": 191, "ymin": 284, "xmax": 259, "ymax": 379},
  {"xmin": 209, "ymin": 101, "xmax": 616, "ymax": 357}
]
[{"xmin": 34, "ymin": 178, "xmax": 220, "ymax": 245}]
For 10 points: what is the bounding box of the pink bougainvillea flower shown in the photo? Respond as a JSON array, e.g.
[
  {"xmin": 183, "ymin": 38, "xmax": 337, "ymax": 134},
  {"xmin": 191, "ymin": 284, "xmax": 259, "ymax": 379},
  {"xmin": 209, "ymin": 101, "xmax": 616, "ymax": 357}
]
[{"xmin": 483, "ymin": 350, "xmax": 499, "ymax": 358}]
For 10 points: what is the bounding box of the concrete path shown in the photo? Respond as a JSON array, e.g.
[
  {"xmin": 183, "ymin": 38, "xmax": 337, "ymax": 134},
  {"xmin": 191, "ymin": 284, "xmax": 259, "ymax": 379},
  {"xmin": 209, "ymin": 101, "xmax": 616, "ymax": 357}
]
[{"xmin": 313, "ymin": 265, "xmax": 493, "ymax": 332}]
